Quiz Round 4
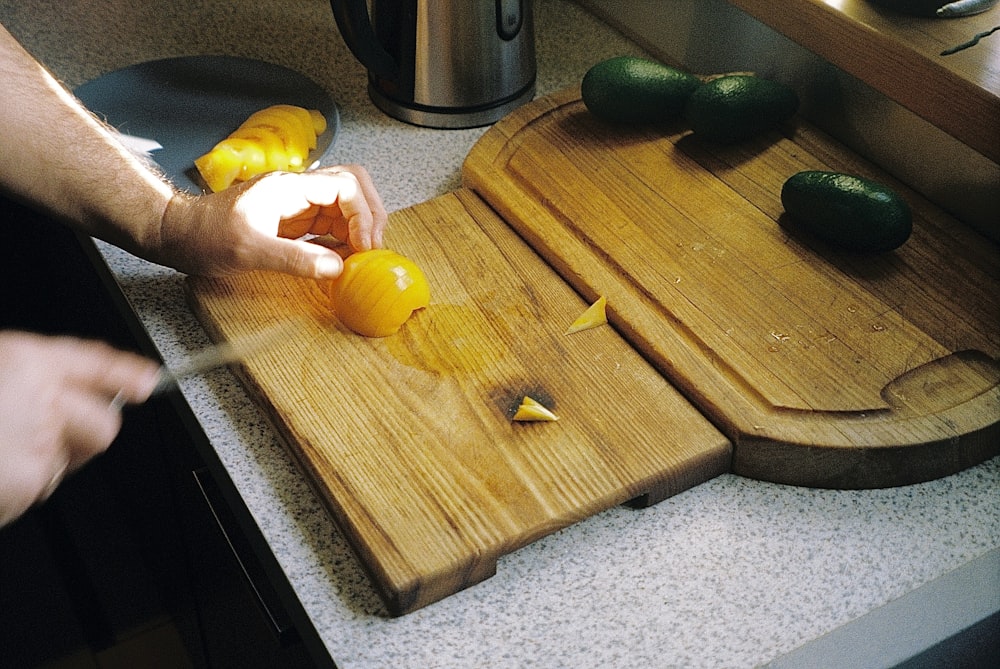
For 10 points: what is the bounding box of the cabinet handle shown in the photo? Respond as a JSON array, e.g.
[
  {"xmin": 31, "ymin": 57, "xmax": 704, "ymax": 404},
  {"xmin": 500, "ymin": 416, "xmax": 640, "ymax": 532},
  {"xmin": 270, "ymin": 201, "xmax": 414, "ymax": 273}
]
[{"xmin": 191, "ymin": 468, "xmax": 299, "ymax": 646}]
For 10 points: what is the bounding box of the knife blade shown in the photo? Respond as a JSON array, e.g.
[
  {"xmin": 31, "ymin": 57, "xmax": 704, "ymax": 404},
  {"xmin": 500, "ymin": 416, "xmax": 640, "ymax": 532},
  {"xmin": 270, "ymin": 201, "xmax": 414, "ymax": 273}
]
[{"xmin": 111, "ymin": 321, "xmax": 294, "ymax": 410}]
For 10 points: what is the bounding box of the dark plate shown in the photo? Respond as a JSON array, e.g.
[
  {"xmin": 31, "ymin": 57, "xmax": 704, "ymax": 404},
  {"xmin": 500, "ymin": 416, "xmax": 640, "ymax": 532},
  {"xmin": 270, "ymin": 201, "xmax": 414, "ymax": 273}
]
[{"xmin": 75, "ymin": 56, "xmax": 338, "ymax": 194}]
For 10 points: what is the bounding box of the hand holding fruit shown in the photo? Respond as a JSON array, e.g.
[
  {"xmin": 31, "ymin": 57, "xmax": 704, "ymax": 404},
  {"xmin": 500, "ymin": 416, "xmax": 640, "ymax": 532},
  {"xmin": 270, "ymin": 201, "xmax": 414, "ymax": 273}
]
[{"xmin": 157, "ymin": 164, "xmax": 387, "ymax": 279}]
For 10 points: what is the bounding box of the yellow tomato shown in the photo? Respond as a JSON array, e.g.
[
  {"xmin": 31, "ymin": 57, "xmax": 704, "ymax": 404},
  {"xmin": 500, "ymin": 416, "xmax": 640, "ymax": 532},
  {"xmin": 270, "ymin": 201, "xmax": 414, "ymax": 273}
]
[{"xmin": 330, "ymin": 249, "xmax": 430, "ymax": 337}]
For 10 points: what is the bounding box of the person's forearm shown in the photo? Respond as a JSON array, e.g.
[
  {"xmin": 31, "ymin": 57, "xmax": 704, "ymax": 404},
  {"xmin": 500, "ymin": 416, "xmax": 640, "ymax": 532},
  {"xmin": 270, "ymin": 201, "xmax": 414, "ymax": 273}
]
[{"xmin": 0, "ymin": 25, "xmax": 175, "ymax": 257}]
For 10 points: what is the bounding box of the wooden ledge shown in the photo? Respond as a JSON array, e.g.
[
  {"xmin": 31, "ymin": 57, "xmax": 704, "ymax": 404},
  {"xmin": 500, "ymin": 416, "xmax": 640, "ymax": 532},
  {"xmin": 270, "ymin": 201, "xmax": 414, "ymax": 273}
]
[{"xmin": 729, "ymin": 0, "xmax": 1000, "ymax": 163}]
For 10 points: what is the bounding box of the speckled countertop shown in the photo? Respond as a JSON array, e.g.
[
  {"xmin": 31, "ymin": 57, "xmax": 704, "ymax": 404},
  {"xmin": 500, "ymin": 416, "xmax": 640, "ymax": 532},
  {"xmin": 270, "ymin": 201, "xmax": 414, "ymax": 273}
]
[{"xmin": 2, "ymin": 1, "xmax": 998, "ymax": 667}]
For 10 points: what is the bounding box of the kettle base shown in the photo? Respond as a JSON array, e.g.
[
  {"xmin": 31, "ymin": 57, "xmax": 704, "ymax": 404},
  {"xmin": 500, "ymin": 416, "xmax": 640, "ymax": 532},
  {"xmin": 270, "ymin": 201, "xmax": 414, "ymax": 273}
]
[{"xmin": 368, "ymin": 81, "xmax": 536, "ymax": 129}]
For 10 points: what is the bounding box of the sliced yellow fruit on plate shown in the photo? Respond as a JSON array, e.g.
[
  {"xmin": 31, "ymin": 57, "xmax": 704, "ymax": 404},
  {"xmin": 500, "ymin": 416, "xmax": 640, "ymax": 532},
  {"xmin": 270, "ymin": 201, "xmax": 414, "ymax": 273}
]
[
  {"xmin": 194, "ymin": 138, "xmax": 266, "ymax": 192},
  {"xmin": 242, "ymin": 123, "xmax": 307, "ymax": 168},
  {"xmin": 194, "ymin": 104, "xmax": 326, "ymax": 191},
  {"xmin": 308, "ymin": 108, "xmax": 328, "ymax": 136},
  {"xmin": 565, "ymin": 295, "xmax": 608, "ymax": 334},
  {"xmin": 229, "ymin": 126, "xmax": 291, "ymax": 171},
  {"xmin": 242, "ymin": 107, "xmax": 311, "ymax": 160},
  {"xmin": 512, "ymin": 396, "xmax": 559, "ymax": 422},
  {"xmin": 268, "ymin": 104, "xmax": 320, "ymax": 149}
]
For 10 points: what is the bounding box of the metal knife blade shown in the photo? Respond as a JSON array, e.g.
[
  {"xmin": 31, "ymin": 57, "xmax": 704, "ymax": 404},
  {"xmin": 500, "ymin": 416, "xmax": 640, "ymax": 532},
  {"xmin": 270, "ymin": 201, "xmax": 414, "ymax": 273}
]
[{"xmin": 112, "ymin": 322, "xmax": 294, "ymax": 409}]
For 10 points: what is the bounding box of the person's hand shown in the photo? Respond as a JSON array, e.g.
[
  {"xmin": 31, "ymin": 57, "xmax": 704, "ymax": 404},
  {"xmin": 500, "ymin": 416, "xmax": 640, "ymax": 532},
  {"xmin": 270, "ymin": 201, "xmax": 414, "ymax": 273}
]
[
  {"xmin": 156, "ymin": 164, "xmax": 388, "ymax": 279},
  {"xmin": 0, "ymin": 331, "xmax": 160, "ymax": 526}
]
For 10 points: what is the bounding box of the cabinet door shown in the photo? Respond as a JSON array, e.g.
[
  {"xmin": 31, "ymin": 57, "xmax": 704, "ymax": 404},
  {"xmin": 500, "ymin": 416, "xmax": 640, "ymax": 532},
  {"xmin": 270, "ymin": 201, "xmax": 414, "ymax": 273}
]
[
  {"xmin": 180, "ymin": 467, "xmax": 317, "ymax": 668},
  {"xmin": 0, "ymin": 195, "xmax": 329, "ymax": 668}
]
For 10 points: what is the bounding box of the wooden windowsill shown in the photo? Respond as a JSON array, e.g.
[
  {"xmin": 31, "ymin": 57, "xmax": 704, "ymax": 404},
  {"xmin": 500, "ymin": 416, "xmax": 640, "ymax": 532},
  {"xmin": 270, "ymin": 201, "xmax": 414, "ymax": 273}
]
[{"xmin": 728, "ymin": 0, "xmax": 1000, "ymax": 163}]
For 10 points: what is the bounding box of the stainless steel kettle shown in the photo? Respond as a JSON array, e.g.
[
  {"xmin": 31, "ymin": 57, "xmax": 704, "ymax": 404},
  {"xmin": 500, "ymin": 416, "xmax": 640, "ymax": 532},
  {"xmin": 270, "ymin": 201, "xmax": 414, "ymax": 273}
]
[{"xmin": 330, "ymin": 0, "xmax": 536, "ymax": 128}]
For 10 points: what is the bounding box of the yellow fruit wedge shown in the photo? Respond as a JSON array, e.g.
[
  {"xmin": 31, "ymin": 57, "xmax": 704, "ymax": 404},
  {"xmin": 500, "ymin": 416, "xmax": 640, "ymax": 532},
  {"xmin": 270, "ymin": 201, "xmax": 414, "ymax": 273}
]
[
  {"xmin": 194, "ymin": 139, "xmax": 267, "ymax": 192},
  {"xmin": 308, "ymin": 109, "xmax": 327, "ymax": 136},
  {"xmin": 269, "ymin": 104, "xmax": 319, "ymax": 149},
  {"xmin": 512, "ymin": 396, "xmax": 559, "ymax": 422},
  {"xmin": 229, "ymin": 126, "xmax": 291, "ymax": 171},
  {"xmin": 565, "ymin": 295, "xmax": 608, "ymax": 334}
]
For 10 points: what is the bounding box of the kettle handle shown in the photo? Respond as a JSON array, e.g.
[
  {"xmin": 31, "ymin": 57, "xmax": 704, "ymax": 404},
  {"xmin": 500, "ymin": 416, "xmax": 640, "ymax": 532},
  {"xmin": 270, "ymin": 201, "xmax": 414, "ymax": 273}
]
[{"xmin": 329, "ymin": 0, "xmax": 399, "ymax": 80}]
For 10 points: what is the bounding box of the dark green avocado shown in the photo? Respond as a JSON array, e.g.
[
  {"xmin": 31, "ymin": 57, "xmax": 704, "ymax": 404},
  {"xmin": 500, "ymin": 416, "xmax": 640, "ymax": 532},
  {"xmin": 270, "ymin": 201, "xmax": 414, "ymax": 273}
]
[
  {"xmin": 780, "ymin": 171, "xmax": 913, "ymax": 253},
  {"xmin": 581, "ymin": 56, "xmax": 701, "ymax": 124},
  {"xmin": 684, "ymin": 75, "xmax": 799, "ymax": 144}
]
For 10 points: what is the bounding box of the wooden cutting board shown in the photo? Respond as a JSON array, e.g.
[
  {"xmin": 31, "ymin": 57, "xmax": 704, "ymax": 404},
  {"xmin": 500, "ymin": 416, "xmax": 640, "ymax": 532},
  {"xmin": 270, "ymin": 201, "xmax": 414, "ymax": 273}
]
[
  {"xmin": 187, "ymin": 87, "xmax": 999, "ymax": 615},
  {"xmin": 186, "ymin": 188, "xmax": 731, "ymax": 615},
  {"xmin": 462, "ymin": 87, "xmax": 1000, "ymax": 490}
]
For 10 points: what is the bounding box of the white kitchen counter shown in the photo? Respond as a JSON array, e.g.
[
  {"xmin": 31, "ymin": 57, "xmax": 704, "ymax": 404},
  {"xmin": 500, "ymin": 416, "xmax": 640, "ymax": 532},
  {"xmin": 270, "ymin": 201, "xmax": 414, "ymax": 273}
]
[{"xmin": 2, "ymin": 0, "xmax": 997, "ymax": 667}]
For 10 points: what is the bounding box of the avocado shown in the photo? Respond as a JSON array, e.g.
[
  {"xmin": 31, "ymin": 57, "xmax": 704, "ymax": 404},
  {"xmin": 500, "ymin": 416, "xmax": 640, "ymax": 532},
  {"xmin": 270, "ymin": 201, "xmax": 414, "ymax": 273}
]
[
  {"xmin": 684, "ymin": 75, "xmax": 799, "ymax": 144},
  {"xmin": 780, "ymin": 171, "xmax": 913, "ymax": 253},
  {"xmin": 581, "ymin": 56, "xmax": 701, "ymax": 124}
]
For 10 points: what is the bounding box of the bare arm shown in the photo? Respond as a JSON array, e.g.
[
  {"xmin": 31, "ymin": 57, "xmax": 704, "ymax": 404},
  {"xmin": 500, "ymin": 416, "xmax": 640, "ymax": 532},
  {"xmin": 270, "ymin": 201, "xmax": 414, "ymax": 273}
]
[
  {"xmin": 0, "ymin": 24, "xmax": 171, "ymax": 257},
  {"xmin": 0, "ymin": 24, "xmax": 387, "ymax": 278},
  {"xmin": 0, "ymin": 25, "xmax": 391, "ymax": 525}
]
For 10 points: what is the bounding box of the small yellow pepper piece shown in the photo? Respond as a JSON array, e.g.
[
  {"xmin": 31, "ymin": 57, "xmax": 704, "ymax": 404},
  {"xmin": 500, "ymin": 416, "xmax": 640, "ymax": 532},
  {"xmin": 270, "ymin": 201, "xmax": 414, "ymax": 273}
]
[
  {"xmin": 565, "ymin": 295, "xmax": 608, "ymax": 335},
  {"xmin": 512, "ymin": 396, "xmax": 559, "ymax": 422}
]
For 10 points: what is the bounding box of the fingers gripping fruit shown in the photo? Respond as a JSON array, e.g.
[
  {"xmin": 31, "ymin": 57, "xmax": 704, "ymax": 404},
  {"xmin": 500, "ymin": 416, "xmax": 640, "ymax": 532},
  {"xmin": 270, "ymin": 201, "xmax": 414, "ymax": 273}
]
[
  {"xmin": 329, "ymin": 249, "xmax": 431, "ymax": 338},
  {"xmin": 194, "ymin": 104, "xmax": 327, "ymax": 192}
]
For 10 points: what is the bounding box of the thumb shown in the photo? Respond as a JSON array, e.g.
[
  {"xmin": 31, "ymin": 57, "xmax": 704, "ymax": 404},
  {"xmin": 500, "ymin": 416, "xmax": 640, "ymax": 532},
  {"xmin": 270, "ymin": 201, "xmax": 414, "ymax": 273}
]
[{"xmin": 255, "ymin": 236, "xmax": 344, "ymax": 279}]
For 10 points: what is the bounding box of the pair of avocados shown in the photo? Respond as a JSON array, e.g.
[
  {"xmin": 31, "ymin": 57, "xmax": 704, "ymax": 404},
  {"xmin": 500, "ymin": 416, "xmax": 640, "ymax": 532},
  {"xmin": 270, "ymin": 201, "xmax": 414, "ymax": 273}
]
[
  {"xmin": 581, "ymin": 56, "xmax": 912, "ymax": 253},
  {"xmin": 582, "ymin": 56, "xmax": 796, "ymax": 143}
]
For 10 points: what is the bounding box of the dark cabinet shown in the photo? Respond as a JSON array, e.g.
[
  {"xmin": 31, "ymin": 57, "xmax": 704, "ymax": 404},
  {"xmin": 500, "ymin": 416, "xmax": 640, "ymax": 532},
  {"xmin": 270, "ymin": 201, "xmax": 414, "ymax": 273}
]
[{"xmin": 0, "ymin": 197, "xmax": 334, "ymax": 668}]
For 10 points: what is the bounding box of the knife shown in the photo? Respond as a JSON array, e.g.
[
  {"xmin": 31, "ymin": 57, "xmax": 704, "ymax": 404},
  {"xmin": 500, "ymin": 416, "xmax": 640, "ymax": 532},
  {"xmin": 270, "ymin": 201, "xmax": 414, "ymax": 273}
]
[{"xmin": 111, "ymin": 322, "xmax": 294, "ymax": 410}]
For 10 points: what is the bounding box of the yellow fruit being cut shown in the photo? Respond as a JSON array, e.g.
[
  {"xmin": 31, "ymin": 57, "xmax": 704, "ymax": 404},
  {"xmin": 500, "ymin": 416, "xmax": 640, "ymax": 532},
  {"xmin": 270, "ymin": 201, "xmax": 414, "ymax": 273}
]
[
  {"xmin": 329, "ymin": 249, "xmax": 431, "ymax": 338},
  {"xmin": 565, "ymin": 295, "xmax": 608, "ymax": 334}
]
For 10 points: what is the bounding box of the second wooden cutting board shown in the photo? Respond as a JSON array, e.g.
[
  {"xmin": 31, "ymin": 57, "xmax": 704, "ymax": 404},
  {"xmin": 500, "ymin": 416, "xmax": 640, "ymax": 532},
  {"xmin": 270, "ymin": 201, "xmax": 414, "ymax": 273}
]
[
  {"xmin": 463, "ymin": 88, "xmax": 1000, "ymax": 490},
  {"xmin": 187, "ymin": 188, "xmax": 730, "ymax": 616}
]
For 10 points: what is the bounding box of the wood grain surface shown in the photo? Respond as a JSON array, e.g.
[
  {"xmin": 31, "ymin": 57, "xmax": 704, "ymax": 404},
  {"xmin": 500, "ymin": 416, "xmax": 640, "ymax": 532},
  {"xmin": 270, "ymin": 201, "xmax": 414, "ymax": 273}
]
[
  {"xmin": 462, "ymin": 87, "xmax": 1000, "ymax": 489},
  {"xmin": 187, "ymin": 188, "xmax": 730, "ymax": 615}
]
